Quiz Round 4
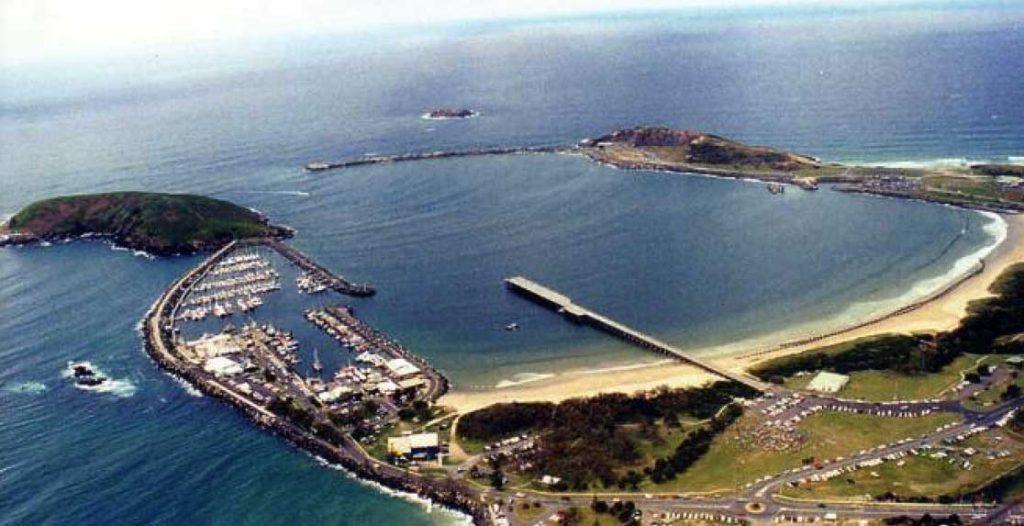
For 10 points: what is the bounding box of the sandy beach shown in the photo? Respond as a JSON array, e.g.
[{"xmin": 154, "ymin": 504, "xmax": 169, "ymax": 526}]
[{"xmin": 439, "ymin": 212, "xmax": 1024, "ymax": 414}]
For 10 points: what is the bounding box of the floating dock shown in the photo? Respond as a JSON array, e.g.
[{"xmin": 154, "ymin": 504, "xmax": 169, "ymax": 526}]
[{"xmin": 504, "ymin": 276, "xmax": 768, "ymax": 392}]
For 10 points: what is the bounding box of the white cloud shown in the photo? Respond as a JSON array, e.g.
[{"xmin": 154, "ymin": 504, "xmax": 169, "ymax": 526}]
[{"xmin": 0, "ymin": 0, "xmax": 928, "ymax": 65}]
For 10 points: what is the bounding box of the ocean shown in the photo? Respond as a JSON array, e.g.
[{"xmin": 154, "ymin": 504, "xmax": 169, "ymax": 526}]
[{"xmin": 2, "ymin": 4, "xmax": 1023, "ymax": 525}]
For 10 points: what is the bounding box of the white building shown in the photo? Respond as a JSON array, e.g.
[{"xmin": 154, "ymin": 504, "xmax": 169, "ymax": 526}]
[
  {"xmin": 204, "ymin": 356, "xmax": 243, "ymax": 377},
  {"xmin": 385, "ymin": 358, "xmax": 421, "ymax": 379},
  {"xmin": 190, "ymin": 333, "xmax": 241, "ymax": 358},
  {"xmin": 807, "ymin": 371, "xmax": 850, "ymax": 393},
  {"xmin": 387, "ymin": 432, "xmax": 439, "ymax": 460}
]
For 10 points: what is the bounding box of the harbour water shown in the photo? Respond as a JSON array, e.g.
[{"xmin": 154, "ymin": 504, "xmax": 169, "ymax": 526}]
[{"xmin": 2, "ymin": 4, "xmax": 1024, "ymax": 524}]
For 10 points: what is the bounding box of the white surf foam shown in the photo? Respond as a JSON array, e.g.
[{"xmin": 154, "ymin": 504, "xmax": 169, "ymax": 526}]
[
  {"xmin": 859, "ymin": 158, "xmax": 987, "ymax": 169},
  {"xmin": 494, "ymin": 372, "xmax": 556, "ymax": 389},
  {"xmin": 168, "ymin": 373, "xmax": 203, "ymax": 397},
  {"xmin": 235, "ymin": 190, "xmax": 311, "ymax": 197},
  {"xmin": 420, "ymin": 111, "xmax": 479, "ymax": 121},
  {"xmin": 314, "ymin": 457, "xmax": 473, "ymax": 525},
  {"xmin": 62, "ymin": 361, "xmax": 137, "ymax": 398},
  {"xmin": 579, "ymin": 359, "xmax": 675, "ymax": 375},
  {"xmin": 106, "ymin": 242, "xmax": 155, "ymax": 259}
]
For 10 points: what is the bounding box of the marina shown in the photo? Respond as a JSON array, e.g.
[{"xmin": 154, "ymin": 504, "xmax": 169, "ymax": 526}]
[{"xmin": 141, "ymin": 237, "xmax": 485, "ymax": 522}]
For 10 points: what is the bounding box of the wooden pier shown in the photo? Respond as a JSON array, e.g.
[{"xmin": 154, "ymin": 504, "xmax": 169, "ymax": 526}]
[{"xmin": 505, "ymin": 276, "xmax": 768, "ymax": 392}]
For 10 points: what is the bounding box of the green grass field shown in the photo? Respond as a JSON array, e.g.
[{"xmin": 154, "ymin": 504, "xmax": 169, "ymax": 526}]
[
  {"xmin": 781, "ymin": 429, "xmax": 1024, "ymax": 501},
  {"xmin": 648, "ymin": 411, "xmax": 960, "ymax": 493},
  {"xmin": 812, "ymin": 354, "xmax": 982, "ymax": 402}
]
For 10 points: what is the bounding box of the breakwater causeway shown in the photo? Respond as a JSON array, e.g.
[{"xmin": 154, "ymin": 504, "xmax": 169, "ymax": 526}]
[{"xmin": 304, "ymin": 145, "xmax": 571, "ymax": 172}]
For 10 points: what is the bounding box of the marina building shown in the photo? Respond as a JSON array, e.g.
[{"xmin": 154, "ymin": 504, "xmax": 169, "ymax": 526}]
[
  {"xmin": 385, "ymin": 358, "xmax": 421, "ymax": 379},
  {"xmin": 204, "ymin": 356, "xmax": 243, "ymax": 377},
  {"xmin": 387, "ymin": 432, "xmax": 440, "ymax": 461}
]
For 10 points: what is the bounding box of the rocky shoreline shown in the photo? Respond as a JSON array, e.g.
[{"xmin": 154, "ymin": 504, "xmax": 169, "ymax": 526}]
[{"xmin": 0, "ymin": 228, "xmax": 293, "ymax": 256}]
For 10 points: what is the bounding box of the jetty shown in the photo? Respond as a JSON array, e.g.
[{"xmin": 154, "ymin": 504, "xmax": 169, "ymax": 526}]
[
  {"xmin": 258, "ymin": 238, "xmax": 375, "ymax": 296},
  {"xmin": 504, "ymin": 276, "xmax": 769, "ymax": 392},
  {"xmin": 304, "ymin": 145, "xmax": 568, "ymax": 172}
]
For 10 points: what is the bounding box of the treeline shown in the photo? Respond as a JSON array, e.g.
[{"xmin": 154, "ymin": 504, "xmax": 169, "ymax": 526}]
[
  {"xmin": 750, "ymin": 335, "xmax": 928, "ymax": 381},
  {"xmin": 753, "ymin": 263, "xmax": 1024, "ymax": 382},
  {"xmin": 648, "ymin": 403, "xmax": 743, "ymax": 483},
  {"xmin": 457, "ymin": 401, "xmax": 555, "ymax": 442},
  {"xmin": 458, "ymin": 382, "xmax": 755, "ymax": 490},
  {"xmin": 458, "ymin": 381, "xmax": 755, "ymax": 443}
]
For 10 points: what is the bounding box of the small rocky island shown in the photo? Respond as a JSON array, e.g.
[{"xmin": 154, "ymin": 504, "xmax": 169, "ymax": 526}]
[
  {"xmin": 0, "ymin": 191, "xmax": 292, "ymax": 255},
  {"xmin": 423, "ymin": 107, "xmax": 477, "ymax": 120}
]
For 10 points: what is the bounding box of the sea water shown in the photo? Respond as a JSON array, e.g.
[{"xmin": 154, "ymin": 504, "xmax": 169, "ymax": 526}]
[{"xmin": 2, "ymin": 5, "xmax": 1023, "ymax": 524}]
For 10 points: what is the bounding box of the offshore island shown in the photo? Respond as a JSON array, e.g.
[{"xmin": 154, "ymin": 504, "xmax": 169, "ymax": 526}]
[{"xmin": 10, "ymin": 130, "xmax": 1024, "ymax": 525}]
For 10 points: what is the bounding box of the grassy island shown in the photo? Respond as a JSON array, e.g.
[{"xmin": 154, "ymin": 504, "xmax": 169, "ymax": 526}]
[
  {"xmin": 2, "ymin": 192, "xmax": 292, "ymax": 255},
  {"xmin": 582, "ymin": 126, "xmax": 1024, "ymax": 211}
]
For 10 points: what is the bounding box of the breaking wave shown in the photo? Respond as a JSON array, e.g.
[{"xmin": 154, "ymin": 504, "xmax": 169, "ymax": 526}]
[
  {"xmin": 494, "ymin": 372, "xmax": 556, "ymax": 388},
  {"xmin": 62, "ymin": 361, "xmax": 137, "ymax": 398},
  {"xmin": 235, "ymin": 190, "xmax": 311, "ymax": 197}
]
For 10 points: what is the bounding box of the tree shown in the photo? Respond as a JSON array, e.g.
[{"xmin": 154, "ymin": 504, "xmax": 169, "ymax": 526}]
[
  {"xmin": 489, "ymin": 469, "xmax": 506, "ymax": 490},
  {"xmin": 1003, "ymin": 383, "xmax": 1022, "ymax": 400}
]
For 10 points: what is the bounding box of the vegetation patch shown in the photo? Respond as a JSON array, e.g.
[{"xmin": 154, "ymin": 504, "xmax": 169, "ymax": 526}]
[
  {"xmin": 6, "ymin": 192, "xmax": 291, "ymax": 255},
  {"xmin": 456, "ymin": 382, "xmax": 757, "ymax": 491}
]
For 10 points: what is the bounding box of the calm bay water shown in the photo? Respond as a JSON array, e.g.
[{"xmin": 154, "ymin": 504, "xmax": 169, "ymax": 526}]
[{"xmin": 2, "ymin": 5, "xmax": 1024, "ymax": 525}]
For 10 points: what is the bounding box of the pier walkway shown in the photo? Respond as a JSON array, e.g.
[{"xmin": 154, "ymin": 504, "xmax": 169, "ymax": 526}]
[
  {"xmin": 257, "ymin": 238, "xmax": 375, "ymax": 296},
  {"xmin": 505, "ymin": 276, "xmax": 768, "ymax": 392}
]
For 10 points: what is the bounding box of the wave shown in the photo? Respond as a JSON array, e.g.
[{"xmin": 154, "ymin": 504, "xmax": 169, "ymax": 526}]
[
  {"xmin": 167, "ymin": 373, "xmax": 202, "ymax": 397},
  {"xmin": 859, "ymin": 158, "xmax": 988, "ymax": 169},
  {"xmin": 494, "ymin": 372, "xmax": 556, "ymax": 389},
  {"xmin": 856, "ymin": 156, "xmax": 1024, "ymax": 169},
  {"xmin": 3, "ymin": 381, "xmax": 47, "ymax": 394},
  {"xmin": 107, "ymin": 242, "xmax": 156, "ymax": 259},
  {"xmin": 314, "ymin": 457, "xmax": 473, "ymax": 525},
  {"xmin": 62, "ymin": 361, "xmax": 137, "ymax": 398},
  {"xmin": 234, "ymin": 190, "xmax": 311, "ymax": 197},
  {"xmin": 579, "ymin": 359, "xmax": 675, "ymax": 375},
  {"xmin": 420, "ymin": 111, "xmax": 479, "ymax": 121}
]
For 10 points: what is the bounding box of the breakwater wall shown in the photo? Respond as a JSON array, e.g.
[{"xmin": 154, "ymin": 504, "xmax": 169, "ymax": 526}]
[
  {"xmin": 255, "ymin": 238, "xmax": 376, "ymax": 296},
  {"xmin": 305, "ymin": 145, "xmax": 569, "ymax": 172}
]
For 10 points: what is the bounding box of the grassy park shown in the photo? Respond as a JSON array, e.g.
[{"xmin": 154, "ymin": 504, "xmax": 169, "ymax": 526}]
[{"xmin": 649, "ymin": 411, "xmax": 960, "ymax": 493}]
